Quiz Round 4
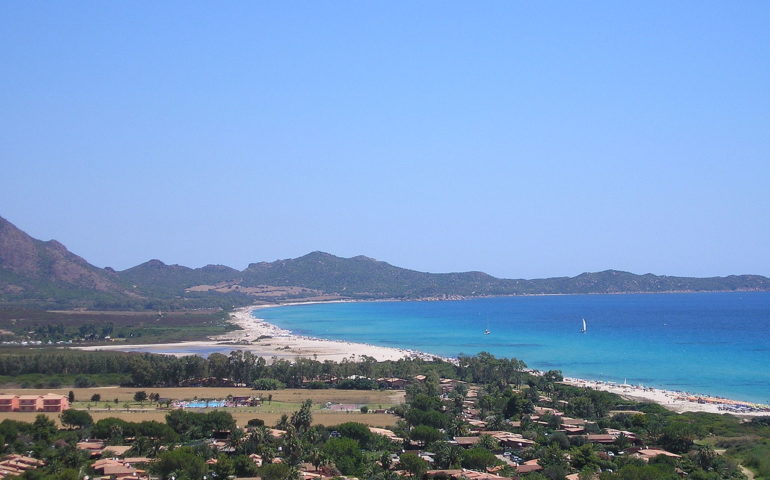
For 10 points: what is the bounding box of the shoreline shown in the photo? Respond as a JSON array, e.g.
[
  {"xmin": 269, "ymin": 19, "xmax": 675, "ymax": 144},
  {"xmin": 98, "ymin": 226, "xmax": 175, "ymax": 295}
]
[
  {"xmin": 562, "ymin": 378, "xmax": 769, "ymax": 416},
  {"xmin": 77, "ymin": 303, "xmax": 446, "ymax": 363},
  {"xmin": 78, "ymin": 301, "xmax": 770, "ymax": 416}
]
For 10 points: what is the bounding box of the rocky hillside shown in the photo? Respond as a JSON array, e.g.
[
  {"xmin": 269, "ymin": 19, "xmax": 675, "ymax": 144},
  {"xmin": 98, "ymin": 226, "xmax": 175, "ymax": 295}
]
[{"xmin": 1, "ymin": 215, "xmax": 769, "ymax": 310}]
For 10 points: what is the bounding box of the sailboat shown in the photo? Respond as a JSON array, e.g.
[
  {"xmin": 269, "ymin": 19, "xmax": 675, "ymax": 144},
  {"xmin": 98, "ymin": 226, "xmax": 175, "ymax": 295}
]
[
  {"xmin": 483, "ymin": 320, "xmax": 491, "ymax": 335},
  {"xmin": 580, "ymin": 318, "xmax": 587, "ymax": 334}
]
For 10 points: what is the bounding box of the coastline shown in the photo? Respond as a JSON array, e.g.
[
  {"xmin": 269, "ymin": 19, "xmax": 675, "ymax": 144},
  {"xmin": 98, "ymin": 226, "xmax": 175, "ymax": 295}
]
[
  {"xmin": 77, "ymin": 303, "xmax": 444, "ymax": 363},
  {"xmin": 78, "ymin": 301, "xmax": 770, "ymax": 416},
  {"xmin": 562, "ymin": 378, "xmax": 769, "ymax": 416}
]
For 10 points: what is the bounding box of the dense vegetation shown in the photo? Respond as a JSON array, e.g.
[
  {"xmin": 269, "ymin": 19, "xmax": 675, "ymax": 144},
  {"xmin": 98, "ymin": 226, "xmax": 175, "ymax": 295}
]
[
  {"xmin": 0, "ymin": 308, "xmax": 234, "ymax": 346},
  {"xmin": 1, "ymin": 352, "xmax": 768, "ymax": 479}
]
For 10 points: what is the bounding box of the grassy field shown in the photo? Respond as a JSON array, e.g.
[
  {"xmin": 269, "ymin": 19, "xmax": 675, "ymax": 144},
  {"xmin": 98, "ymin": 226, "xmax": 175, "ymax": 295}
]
[
  {"xmin": 0, "ymin": 309, "xmax": 235, "ymax": 345},
  {"xmin": 0, "ymin": 410, "xmax": 399, "ymax": 428},
  {"xmin": 0, "ymin": 387, "xmax": 404, "ymax": 404},
  {"xmin": 0, "ymin": 387, "xmax": 404, "ymax": 427}
]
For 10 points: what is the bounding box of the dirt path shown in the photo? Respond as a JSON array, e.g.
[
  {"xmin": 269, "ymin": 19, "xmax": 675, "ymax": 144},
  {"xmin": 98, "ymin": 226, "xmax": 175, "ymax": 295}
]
[{"xmin": 740, "ymin": 465, "xmax": 755, "ymax": 480}]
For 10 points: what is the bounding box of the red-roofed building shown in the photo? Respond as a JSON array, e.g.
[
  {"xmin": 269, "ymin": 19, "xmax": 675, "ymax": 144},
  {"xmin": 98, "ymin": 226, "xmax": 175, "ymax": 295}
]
[
  {"xmin": 41, "ymin": 393, "xmax": 69, "ymax": 412},
  {"xmin": 0, "ymin": 395, "xmax": 18, "ymax": 412},
  {"xmin": 17, "ymin": 395, "xmax": 42, "ymax": 412}
]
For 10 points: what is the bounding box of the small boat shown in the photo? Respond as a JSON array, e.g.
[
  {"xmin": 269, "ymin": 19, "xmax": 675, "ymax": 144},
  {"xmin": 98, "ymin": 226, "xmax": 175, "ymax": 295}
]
[
  {"xmin": 580, "ymin": 318, "xmax": 587, "ymax": 333},
  {"xmin": 483, "ymin": 328, "xmax": 491, "ymax": 335}
]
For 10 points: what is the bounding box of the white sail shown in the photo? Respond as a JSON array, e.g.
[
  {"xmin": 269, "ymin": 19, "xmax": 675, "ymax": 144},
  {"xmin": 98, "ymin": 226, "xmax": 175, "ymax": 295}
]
[{"xmin": 581, "ymin": 318, "xmax": 587, "ymax": 333}]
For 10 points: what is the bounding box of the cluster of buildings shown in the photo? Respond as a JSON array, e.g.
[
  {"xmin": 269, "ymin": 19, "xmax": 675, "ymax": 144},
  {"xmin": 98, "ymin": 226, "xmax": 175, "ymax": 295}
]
[
  {"xmin": 0, "ymin": 455, "xmax": 45, "ymax": 478},
  {"xmin": 0, "ymin": 393, "xmax": 69, "ymax": 412},
  {"xmin": 445, "ymin": 385, "xmax": 682, "ymax": 479}
]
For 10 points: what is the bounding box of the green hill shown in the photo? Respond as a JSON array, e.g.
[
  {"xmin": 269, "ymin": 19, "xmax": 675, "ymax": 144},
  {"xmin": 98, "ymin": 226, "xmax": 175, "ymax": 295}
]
[{"xmin": 1, "ymin": 215, "xmax": 769, "ymax": 310}]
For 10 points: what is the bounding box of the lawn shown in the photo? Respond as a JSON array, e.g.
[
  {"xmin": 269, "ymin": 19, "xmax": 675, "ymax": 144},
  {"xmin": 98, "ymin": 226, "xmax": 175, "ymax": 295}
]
[{"xmin": 0, "ymin": 387, "xmax": 405, "ymax": 427}]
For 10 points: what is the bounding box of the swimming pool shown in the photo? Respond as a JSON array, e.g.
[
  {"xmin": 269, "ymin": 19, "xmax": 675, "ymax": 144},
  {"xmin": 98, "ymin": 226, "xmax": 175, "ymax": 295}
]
[{"xmin": 184, "ymin": 400, "xmax": 226, "ymax": 408}]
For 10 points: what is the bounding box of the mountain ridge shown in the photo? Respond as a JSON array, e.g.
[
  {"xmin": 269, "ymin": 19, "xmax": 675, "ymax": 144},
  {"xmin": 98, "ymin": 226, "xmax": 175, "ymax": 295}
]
[{"xmin": 1, "ymin": 215, "xmax": 769, "ymax": 310}]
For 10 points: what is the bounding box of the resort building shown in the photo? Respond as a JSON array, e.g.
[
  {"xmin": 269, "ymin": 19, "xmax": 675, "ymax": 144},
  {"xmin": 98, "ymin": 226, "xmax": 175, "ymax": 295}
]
[
  {"xmin": 0, "ymin": 395, "xmax": 18, "ymax": 412},
  {"xmin": 0, "ymin": 394, "xmax": 69, "ymax": 412},
  {"xmin": 17, "ymin": 395, "xmax": 42, "ymax": 412},
  {"xmin": 41, "ymin": 393, "xmax": 69, "ymax": 412}
]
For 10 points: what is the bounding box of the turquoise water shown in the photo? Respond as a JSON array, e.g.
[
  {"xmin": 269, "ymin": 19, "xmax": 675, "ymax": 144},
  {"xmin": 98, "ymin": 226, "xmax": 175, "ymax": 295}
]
[
  {"xmin": 256, "ymin": 292, "xmax": 770, "ymax": 404},
  {"xmin": 184, "ymin": 400, "xmax": 226, "ymax": 408}
]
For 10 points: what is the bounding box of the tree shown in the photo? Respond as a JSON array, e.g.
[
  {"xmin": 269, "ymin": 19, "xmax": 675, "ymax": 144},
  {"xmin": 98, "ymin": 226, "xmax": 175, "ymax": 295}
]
[
  {"xmin": 61, "ymin": 409, "xmax": 93, "ymax": 429},
  {"xmin": 694, "ymin": 445, "xmax": 716, "ymax": 470},
  {"xmin": 399, "ymin": 452, "xmax": 428, "ymax": 478},
  {"xmin": 504, "ymin": 393, "xmax": 533, "ymax": 418},
  {"xmin": 213, "ymin": 454, "xmax": 236, "ymax": 478},
  {"xmin": 660, "ymin": 423, "xmax": 696, "ymax": 454},
  {"xmin": 461, "ymin": 448, "xmax": 498, "ymax": 470},
  {"xmin": 68, "ymin": 390, "xmax": 75, "ymax": 403},
  {"xmin": 411, "ymin": 425, "xmax": 444, "ymax": 445},
  {"xmin": 323, "ymin": 437, "xmax": 363, "ymax": 475},
  {"xmin": 133, "ymin": 391, "xmax": 148, "ymax": 403},
  {"xmin": 90, "ymin": 393, "xmax": 101, "ymax": 402},
  {"xmin": 152, "ymin": 446, "xmax": 208, "ymax": 480},
  {"xmin": 258, "ymin": 463, "xmax": 298, "ymax": 480},
  {"xmin": 32, "ymin": 414, "xmax": 57, "ymax": 442},
  {"xmin": 233, "ymin": 455, "xmax": 260, "ymax": 477},
  {"xmin": 478, "ymin": 434, "xmax": 501, "ymax": 452},
  {"xmin": 290, "ymin": 399, "xmax": 313, "ymax": 433},
  {"xmin": 253, "ymin": 378, "xmax": 285, "ymax": 390},
  {"xmin": 430, "ymin": 441, "xmax": 463, "ymax": 469}
]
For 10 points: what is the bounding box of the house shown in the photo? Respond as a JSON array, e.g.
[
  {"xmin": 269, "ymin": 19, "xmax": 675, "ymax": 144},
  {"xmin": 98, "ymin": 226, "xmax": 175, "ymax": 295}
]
[
  {"xmin": 41, "ymin": 393, "xmax": 69, "ymax": 412},
  {"xmin": 634, "ymin": 449, "xmax": 681, "ymax": 462},
  {"xmin": 466, "ymin": 419, "xmax": 486, "ymax": 430},
  {"xmin": 17, "ymin": 395, "xmax": 42, "ymax": 412},
  {"xmin": 0, "ymin": 395, "xmax": 18, "ymax": 412},
  {"xmin": 92, "ymin": 458, "xmax": 149, "ymax": 479},
  {"xmin": 480, "ymin": 431, "xmax": 537, "ymax": 449},
  {"xmin": 101, "ymin": 446, "xmax": 133, "ymax": 457},
  {"xmin": 453, "ymin": 437, "xmax": 481, "ymax": 448},
  {"xmin": 377, "ymin": 377, "xmax": 408, "ymax": 389},
  {"xmin": 0, "ymin": 393, "xmax": 69, "ymax": 412},
  {"xmin": 585, "ymin": 434, "xmax": 617, "ymax": 444},
  {"xmin": 77, "ymin": 440, "xmax": 106, "ymax": 457},
  {"xmin": 0, "ymin": 455, "xmax": 45, "ymax": 478},
  {"xmin": 515, "ymin": 460, "xmax": 543, "ymax": 474},
  {"xmin": 426, "ymin": 469, "xmax": 508, "ymax": 480},
  {"xmin": 369, "ymin": 427, "xmax": 404, "ymax": 443}
]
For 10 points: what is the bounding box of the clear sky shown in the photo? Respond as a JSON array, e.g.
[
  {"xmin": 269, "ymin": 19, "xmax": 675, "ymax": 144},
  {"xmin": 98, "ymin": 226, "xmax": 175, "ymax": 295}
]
[{"xmin": 1, "ymin": 1, "xmax": 768, "ymax": 279}]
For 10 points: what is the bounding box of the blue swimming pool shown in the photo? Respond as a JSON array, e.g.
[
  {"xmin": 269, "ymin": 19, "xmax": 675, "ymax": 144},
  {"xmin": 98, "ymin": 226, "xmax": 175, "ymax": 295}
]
[{"xmin": 184, "ymin": 400, "xmax": 226, "ymax": 408}]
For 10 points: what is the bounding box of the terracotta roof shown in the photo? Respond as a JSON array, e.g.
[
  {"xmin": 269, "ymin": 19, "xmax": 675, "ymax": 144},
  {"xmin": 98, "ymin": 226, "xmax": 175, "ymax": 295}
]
[
  {"xmin": 453, "ymin": 437, "xmax": 480, "ymax": 446},
  {"xmin": 102, "ymin": 446, "xmax": 132, "ymax": 456},
  {"xmin": 636, "ymin": 448, "xmax": 680, "ymax": 459},
  {"xmin": 515, "ymin": 463, "xmax": 542, "ymax": 473}
]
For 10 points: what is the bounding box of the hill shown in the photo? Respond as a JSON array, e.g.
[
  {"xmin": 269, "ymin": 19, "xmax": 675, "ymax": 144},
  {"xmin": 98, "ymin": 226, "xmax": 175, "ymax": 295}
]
[{"xmin": 1, "ymin": 215, "xmax": 769, "ymax": 310}]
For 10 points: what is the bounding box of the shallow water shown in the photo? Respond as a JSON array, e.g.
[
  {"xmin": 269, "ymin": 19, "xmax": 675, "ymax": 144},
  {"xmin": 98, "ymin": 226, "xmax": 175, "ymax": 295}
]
[{"xmin": 256, "ymin": 292, "xmax": 770, "ymax": 403}]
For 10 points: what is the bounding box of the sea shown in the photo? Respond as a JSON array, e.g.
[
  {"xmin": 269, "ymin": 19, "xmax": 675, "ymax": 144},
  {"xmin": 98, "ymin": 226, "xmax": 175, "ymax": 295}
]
[{"xmin": 256, "ymin": 292, "xmax": 770, "ymax": 404}]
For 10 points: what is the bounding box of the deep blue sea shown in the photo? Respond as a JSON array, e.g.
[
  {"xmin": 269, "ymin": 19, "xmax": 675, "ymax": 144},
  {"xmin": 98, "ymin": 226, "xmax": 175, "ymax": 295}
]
[{"xmin": 256, "ymin": 292, "xmax": 770, "ymax": 404}]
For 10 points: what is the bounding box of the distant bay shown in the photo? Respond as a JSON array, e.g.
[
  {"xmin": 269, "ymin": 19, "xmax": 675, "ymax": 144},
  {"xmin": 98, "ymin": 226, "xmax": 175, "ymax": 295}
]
[{"xmin": 256, "ymin": 292, "xmax": 770, "ymax": 404}]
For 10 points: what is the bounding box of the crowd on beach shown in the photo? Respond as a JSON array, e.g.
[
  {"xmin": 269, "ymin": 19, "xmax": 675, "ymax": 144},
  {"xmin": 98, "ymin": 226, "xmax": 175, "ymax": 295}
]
[{"xmin": 563, "ymin": 377, "xmax": 770, "ymax": 415}]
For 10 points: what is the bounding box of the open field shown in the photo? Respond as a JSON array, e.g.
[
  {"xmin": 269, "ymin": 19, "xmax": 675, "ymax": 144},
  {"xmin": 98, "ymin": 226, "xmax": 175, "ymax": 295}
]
[
  {"xmin": 0, "ymin": 387, "xmax": 404, "ymax": 427},
  {"xmin": 0, "ymin": 309, "xmax": 234, "ymax": 345},
  {"xmin": 0, "ymin": 387, "xmax": 404, "ymax": 404},
  {"xmin": 0, "ymin": 409, "xmax": 398, "ymax": 428}
]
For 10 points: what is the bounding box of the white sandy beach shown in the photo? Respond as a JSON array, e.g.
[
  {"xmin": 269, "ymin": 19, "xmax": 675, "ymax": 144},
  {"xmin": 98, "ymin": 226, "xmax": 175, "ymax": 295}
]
[
  {"xmin": 78, "ymin": 303, "xmax": 769, "ymax": 416},
  {"xmin": 77, "ymin": 304, "xmax": 441, "ymax": 363},
  {"xmin": 563, "ymin": 377, "xmax": 769, "ymax": 416}
]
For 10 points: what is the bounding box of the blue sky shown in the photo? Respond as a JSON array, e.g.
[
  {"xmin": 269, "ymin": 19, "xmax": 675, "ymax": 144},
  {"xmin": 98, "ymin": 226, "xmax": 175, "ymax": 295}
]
[{"xmin": 1, "ymin": 1, "xmax": 768, "ymax": 278}]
